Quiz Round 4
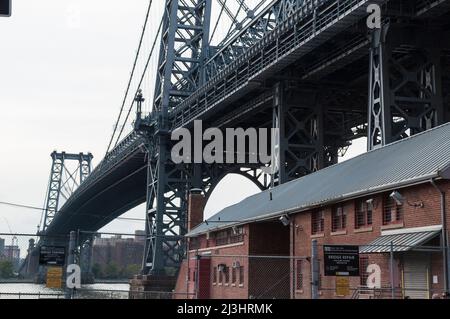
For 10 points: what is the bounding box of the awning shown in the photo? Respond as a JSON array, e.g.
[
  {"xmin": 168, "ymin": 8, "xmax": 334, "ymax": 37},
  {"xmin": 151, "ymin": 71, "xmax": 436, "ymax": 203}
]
[{"xmin": 360, "ymin": 225, "xmax": 442, "ymax": 254}]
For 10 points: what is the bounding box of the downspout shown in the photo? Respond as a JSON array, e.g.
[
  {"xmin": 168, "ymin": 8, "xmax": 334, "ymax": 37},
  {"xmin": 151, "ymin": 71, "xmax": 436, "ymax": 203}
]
[
  {"xmin": 430, "ymin": 179, "xmax": 448, "ymax": 294},
  {"xmin": 291, "ymin": 219, "xmax": 296, "ymax": 299}
]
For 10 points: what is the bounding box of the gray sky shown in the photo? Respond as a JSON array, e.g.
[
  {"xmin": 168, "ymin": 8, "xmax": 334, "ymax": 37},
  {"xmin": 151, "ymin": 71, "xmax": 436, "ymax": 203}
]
[{"xmin": 0, "ymin": 1, "xmax": 367, "ymax": 236}]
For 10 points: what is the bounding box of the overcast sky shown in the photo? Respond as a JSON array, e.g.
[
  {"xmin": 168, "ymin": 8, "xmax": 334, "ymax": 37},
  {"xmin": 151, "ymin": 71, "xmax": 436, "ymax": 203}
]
[{"xmin": 0, "ymin": 1, "xmax": 366, "ymax": 237}]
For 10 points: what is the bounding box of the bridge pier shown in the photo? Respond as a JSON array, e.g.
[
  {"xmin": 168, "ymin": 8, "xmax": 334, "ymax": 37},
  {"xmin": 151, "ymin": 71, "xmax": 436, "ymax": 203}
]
[{"xmin": 368, "ymin": 23, "xmax": 447, "ymax": 150}]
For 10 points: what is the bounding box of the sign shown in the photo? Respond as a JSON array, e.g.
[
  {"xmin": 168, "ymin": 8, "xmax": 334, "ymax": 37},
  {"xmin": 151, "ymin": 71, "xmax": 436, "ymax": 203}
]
[
  {"xmin": 335, "ymin": 276, "xmax": 350, "ymax": 297},
  {"xmin": 0, "ymin": 0, "xmax": 11, "ymax": 17},
  {"xmin": 46, "ymin": 267, "xmax": 63, "ymax": 289},
  {"xmin": 323, "ymin": 245, "xmax": 360, "ymax": 277},
  {"xmin": 39, "ymin": 246, "xmax": 66, "ymax": 266}
]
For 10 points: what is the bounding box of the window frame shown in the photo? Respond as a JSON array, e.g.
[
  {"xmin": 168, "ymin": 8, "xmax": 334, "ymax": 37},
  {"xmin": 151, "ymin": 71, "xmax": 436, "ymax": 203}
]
[
  {"xmin": 355, "ymin": 200, "xmax": 373, "ymax": 229},
  {"xmin": 332, "ymin": 206, "xmax": 347, "ymax": 232},
  {"xmin": 383, "ymin": 195, "xmax": 404, "ymax": 225},
  {"xmin": 311, "ymin": 210, "xmax": 325, "ymax": 235}
]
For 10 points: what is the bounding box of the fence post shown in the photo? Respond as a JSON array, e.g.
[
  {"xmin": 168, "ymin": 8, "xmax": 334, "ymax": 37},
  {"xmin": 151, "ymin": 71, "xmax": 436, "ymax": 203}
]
[
  {"xmin": 390, "ymin": 241, "xmax": 395, "ymax": 299},
  {"xmin": 195, "ymin": 254, "xmax": 201, "ymax": 299},
  {"xmin": 311, "ymin": 239, "xmax": 319, "ymax": 299},
  {"xmin": 65, "ymin": 231, "xmax": 77, "ymax": 299}
]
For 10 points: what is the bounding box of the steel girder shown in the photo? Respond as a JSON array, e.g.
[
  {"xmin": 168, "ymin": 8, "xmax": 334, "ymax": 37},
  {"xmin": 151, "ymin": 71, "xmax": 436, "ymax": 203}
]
[
  {"xmin": 368, "ymin": 25, "xmax": 446, "ymax": 150},
  {"xmin": 42, "ymin": 152, "xmax": 93, "ymax": 232}
]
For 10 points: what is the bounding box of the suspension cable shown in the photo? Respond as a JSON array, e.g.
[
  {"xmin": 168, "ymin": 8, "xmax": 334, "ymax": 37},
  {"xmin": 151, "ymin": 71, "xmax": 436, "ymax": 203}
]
[
  {"xmin": 105, "ymin": 0, "xmax": 154, "ymax": 156},
  {"xmin": 113, "ymin": 16, "xmax": 164, "ymax": 148}
]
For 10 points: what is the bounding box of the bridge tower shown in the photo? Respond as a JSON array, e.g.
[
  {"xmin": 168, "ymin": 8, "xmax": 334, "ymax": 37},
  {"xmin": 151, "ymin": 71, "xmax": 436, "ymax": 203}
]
[
  {"xmin": 41, "ymin": 151, "xmax": 93, "ymax": 232},
  {"xmin": 142, "ymin": 0, "xmax": 212, "ymax": 275}
]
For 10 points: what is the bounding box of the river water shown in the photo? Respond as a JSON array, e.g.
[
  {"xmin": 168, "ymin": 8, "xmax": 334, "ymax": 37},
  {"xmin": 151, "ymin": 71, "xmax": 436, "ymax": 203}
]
[{"xmin": 0, "ymin": 283, "xmax": 130, "ymax": 299}]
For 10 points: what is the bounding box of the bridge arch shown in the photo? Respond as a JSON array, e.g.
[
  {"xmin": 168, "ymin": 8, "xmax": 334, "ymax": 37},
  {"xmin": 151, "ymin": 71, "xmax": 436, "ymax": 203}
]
[{"xmin": 202, "ymin": 166, "xmax": 271, "ymax": 219}]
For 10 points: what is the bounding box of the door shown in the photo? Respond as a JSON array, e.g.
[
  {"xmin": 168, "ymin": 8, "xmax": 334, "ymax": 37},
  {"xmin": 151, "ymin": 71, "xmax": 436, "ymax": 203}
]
[{"xmin": 403, "ymin": 254, "xmax": 430, "ymax": 299}]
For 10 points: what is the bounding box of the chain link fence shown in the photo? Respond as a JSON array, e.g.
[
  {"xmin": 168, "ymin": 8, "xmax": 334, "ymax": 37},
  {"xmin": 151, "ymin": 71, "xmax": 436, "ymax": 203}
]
[{"xmin": 183, "ymin": 241, "xmax": 449, "ymax": 300}]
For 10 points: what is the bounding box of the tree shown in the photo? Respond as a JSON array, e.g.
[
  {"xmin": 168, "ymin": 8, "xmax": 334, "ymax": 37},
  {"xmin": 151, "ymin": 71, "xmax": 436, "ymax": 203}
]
[
  {"xmin": 121, "ymin": 264, "xmax": 140, "ymax": 279},
  {"xmin": 0, "ymin": 260, "xmax": 15, "ymax": 279},
  {"xmin": 103, "ymin": 262, "xmax": 119, "ymax": 279},
  {"xmin": 92, "ymin": 263, "xmax": 103, "ymax": 279}
]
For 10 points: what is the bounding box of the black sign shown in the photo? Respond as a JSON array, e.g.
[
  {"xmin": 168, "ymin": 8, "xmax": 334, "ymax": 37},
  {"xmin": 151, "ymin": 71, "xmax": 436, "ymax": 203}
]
[
  {"xmin": 323, "ymin": 245, "xmax": 360, "ymax": 277},
  {"xmin": 39, "ymin": 246, "xmax": 66, "ymax": 266},
  {"xmin": 0, "ymin": 0, "xmax": 11, "ymax": 17}
]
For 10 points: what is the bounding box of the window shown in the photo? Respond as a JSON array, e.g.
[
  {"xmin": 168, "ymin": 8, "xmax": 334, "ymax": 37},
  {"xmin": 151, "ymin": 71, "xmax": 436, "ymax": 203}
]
[
  {"xmin": 360, "ymin": 256, "xmax": 369, "ymax": 286},
  {"xmin": 232, "ymin": 266, "xmax": 237, "ymax": 285},
  {"xmin": 383, "ymin": 195, "xmax": 403, "ymax": 225},
  {"xmin": 239, "ymin": 266, "xmax": 244, "ymax": 286},
  {"xmin": 224, "ymin": 267, "xmax": 230, "ymax": 285},
  {"xmin": 332, "ymin": 206, "xmax": 347, "ymax": 232},
  {"xmin": 296, "ymin": 260, "xmax": 303, "ymax": 290},
  {"xmin": 190, "ymin": 237, "xmax": 201, "ymax": 250},
  {"xmin": 311, "ymin": 211, "xmax": 325, "ymax": 235},
  {"xmin": 213, "ymin": 267, "xmax": 217, "ymax": 284},
  {"xmin": 216, "ymin": 231, "xmax": 229, "ymax": 246},
  {"xmin": 215, "ymin": 227, "xmax": 245, "ymax": 246},
  {"xmin": 355, "ymin": 200, "xmax": 373, "ymax": 229},
  {"xmin": 230, "ymin": 226, "xmax": 245, "ymax": 244},
  {"xmin": 218, "ymin": 267, "xmax": 223, "ymax": 285}
]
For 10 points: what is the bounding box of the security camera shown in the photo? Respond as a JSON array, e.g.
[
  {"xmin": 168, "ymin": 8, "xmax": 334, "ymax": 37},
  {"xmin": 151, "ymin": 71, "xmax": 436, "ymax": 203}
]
[
  {"xmin": 279, "ymin": 214, "xmax": 290, "ymax": 227},
  {"xmin": 390, "ymin": 191, "xmax": 405, "ymax": 206}
]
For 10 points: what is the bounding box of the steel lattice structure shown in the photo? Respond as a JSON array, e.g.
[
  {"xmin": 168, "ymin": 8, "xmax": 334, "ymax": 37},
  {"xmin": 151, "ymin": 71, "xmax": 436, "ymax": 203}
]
[
  {"xmin": 42, "ymin": 152, "xmax": 93, "ymax": 232},
  {"xmin": 39, "ymin": 0, "xmax": 450, "ymax": 285}
]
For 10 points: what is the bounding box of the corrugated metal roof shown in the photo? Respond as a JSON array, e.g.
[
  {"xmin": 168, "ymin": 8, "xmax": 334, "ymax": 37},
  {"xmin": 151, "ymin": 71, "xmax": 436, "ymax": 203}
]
[
  {"xmin": 188, "ymin": 123, "xmax": 450, "ymax": 237},
  {"xmin": 360, "ymin": 226, "xmax": 441, "ymax": 253}
]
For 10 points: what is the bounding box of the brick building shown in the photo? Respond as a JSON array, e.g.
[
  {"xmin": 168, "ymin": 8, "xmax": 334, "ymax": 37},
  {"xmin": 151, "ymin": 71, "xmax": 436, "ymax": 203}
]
[
  {"xmin": 92, "ymin": 232, "xmax": 145, "ymax": 278},
  {"xmin": 174, "ymin": 123, "xmax": 450, "ymax": 299}
]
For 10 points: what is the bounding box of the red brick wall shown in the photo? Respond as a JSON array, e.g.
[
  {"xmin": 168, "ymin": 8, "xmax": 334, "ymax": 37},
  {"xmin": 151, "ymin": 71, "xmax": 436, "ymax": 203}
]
[
  {"xmin": 292, "ymin": 180, "xmax": 450, "ymax": 299},
  {"xmin": 188, "ymin": 193, "xmax": 206, "ymax": 232}
]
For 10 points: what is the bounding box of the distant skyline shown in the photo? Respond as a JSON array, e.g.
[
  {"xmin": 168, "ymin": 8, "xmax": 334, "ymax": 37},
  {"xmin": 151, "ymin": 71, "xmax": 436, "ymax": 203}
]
[{"xmin": 0, "ymin": 1, "xmax": 367, "ymax": 236}]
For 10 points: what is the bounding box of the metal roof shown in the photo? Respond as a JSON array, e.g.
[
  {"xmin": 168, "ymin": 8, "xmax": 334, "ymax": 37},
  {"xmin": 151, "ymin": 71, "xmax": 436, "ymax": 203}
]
[
  {"xmin": 360, "ymin": 226, "xmax": 442, "ymax": 253},
  {"xmin": 187, "ymin": 123, "xmax": 450, "ymax": 237}
]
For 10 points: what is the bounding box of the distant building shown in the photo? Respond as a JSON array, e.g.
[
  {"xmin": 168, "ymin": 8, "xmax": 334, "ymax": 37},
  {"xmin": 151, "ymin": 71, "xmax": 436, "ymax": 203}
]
[
  {"xmin": 3, "ymin": 245, "xmax": 21, "ymax": 271},
  {"xmin": 91, "ymin": 231, "xmax": 145, "ymax": 278},
  {"xmin": 134, "ymin": 230, "xmax": 146, "ymax": 243}
]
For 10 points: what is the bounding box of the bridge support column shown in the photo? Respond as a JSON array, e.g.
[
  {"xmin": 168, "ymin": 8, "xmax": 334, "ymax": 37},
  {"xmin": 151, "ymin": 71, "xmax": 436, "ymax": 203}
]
[
  {"xmin": 368, "ymin": 25, "xmax": 445, "ymax": 150},
  {"xmin": 142, "ymin": 133, "xmax": 190, "ymax": 277},
  {"xmin": 273, "ymin": 82, "xmax": 326, "ymax": 185}
]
